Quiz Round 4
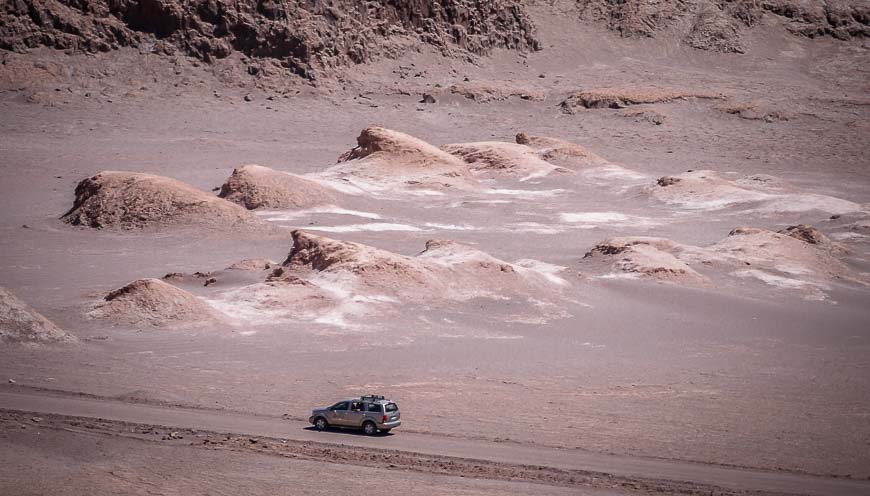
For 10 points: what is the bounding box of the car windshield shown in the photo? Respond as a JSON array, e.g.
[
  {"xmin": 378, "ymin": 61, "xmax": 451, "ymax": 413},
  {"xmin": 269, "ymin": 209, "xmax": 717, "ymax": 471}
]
[{"xmin": 385, "ymin": 402, "xmax": 398, "ymax": 413}]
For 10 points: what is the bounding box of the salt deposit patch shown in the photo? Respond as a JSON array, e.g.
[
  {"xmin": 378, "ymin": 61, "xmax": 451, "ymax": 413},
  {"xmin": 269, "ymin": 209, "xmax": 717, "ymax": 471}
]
[
  {"xmin": 561, "ymin": 212, "xmax": 631, "ymax": 223},
  {"xmin": 830, "ymin": 232, "xmax": 868, "ymax": 241},
  {"xmin": 304, "ymin": 223, "xmax": 423, "ymax": 233},
  {"xmin": 424, "ymin": 223, "xmax": 479, "ymax": 231},
  {"xmin": 437, "ymin": 332, "xmax": 523, "ymax": 340},
  {"xmin": 256, "ymin": 206, "xmax": 382, "ymax": 221},
  {"xmin": 597, "ymin": 272, "xmax": 643, "ymax": 280},
  {"xmin": 484, "ymin": 188, "xmax": 566, "ymax": 198},
  {"xmin": 752, "ymin": 194, "xmax": 861, "ymax": 215},
  {"xmin": 404, "ymin": 189, "xmax": 447, "ymax": 196},
  {"xmin": 559, "ymin": 211, "xmax": 661, "ymax": 228},
  {"xmin": 515, "ymin": 259, "xmax": 569, "ymax": 286},
  {"xmin": 732, "ymin": 269, "xmax": 829, "ymax": 301},
  {"xmin": 582, "ymin": 165, "xmax": 648, "ymax": 182},
  {"xmin": 449, "ymin": 199, "xmax": 512, "ymax": 207},
  {"xmin": 506, "ymin": 222, "xmax": 566, "ymax": 234}
]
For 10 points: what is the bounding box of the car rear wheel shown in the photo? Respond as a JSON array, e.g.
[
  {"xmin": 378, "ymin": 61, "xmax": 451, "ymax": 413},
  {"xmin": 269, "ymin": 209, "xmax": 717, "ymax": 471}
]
[
  {"xmin": 314, "ymin": 417, "xmax": 328, "ymax": 431},
  {"xmin": 362, "ymin": 421, "xmax": 377, "ymax": 436}
]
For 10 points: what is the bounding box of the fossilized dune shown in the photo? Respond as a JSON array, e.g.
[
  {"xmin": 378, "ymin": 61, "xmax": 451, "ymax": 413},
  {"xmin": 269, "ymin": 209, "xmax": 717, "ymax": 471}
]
[
  {"xmin": 61, "ymin": 171, "xmax": 266, "ymax": 230},
  {"xmin": 515, "ymin": 133, "xmax": 608, "ymax": 165},
  {"xmin": 584, "ymin": 237, "xmax": 710, "ymax": 285},
  {"xmin": 440, "ymin": 141, "xmax": 564, "ymax": 179},
  {"xmin": 279, "ymin": 230, "xmax": 557, "ymax": 298},
  {"xmin": 1, "ymin": 286, "xmax": 73, "ymax": 343},
  {"xmin": 650, "ymin": 170, "xmax": 861, "ymax": 214},
  {"xmin": 206, "ymin": 230, "xmax": 569, "ymax": 327},
  {"xmin": 582, "ymin": 225, "xmax": 862, "ymax": 299},
  {"xmin": 325, "ymin": 127, "xmax": 474, "ymax": 192},
  {"xmin": 218, "ymin": 164, "xmax": 339, "ymax": 210},
  {"xmin": 89, "ymin": 278, "xmax": 224, "ymax": 328},
  {"xmin": 709, "ymin": 227, "xmax": 852, "ymax": 282}
]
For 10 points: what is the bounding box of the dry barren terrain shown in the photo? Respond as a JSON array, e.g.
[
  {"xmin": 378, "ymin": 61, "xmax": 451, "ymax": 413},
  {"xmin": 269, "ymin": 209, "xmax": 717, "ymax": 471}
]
[{"xmin": 1, "ymin": 0, "xmax": 869, "ymax": 494}]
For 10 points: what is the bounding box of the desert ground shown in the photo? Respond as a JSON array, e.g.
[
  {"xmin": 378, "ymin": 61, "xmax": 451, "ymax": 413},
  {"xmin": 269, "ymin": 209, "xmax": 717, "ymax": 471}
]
[{"xmin": 1, "ymin": 1, "xmax": 869, "ymax": 494}]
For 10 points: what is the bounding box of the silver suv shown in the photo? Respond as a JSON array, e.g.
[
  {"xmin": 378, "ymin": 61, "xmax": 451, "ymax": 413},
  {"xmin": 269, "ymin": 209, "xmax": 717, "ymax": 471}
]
[{"xmin": 309, "ymin": 395, "xmax": 401, "ymax": 435}]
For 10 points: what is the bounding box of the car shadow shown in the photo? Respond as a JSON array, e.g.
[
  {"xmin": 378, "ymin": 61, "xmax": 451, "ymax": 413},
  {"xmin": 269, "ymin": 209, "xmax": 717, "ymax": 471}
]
[{"xmin": 302, "ymin": 426, "xmax": 395, "ymax": 437}]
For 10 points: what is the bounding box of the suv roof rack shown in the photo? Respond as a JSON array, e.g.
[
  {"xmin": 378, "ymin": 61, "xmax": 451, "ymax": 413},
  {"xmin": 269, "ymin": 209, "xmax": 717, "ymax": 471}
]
[{"xmin": 360, "ymin": 394, "xmax": 385, "ymax": 402}]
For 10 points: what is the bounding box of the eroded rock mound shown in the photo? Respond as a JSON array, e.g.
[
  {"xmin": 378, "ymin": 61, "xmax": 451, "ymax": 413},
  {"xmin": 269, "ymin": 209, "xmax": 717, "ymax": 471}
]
[
  {"xmin": 715, "ymin": 102, "xmax": 791, "ymax": 122},
  {"xmin": 561, "ymin": 88, "xmax": 723, "ymax": 113},
  {"xmin": 515, "ymin": 133, "xmax": 607, "ymax": 165},
  {"xmin": 328, "ymin": 127, "xmax": 472, "ymax": 192},
  {"xmin": 1, "ymin": 0, "xmax": 539, "ymax": 80},
  {"xmin": 207, "ymin": 230, "xmax": 570, "ymax": 327},
  {"xmin": 778, "ymin": 224, "xmax": 835, "ymax": 247},
  {"xmin": 582, "ymin": 226, "xmax": 862, "ymax": 300},
  {"xmin": 281, "ymin": 230, "xmax": 564, "ymax": 297},
  {"xmin": 0, "ymin": 286, "xmax": 73, "ymax": 343},
  {"xmin": 684, "ymin": 5, "xmax": 746, "ymax": 53},
  {"xmin": 89, "ymin": 278, "xmax": 223, "ymax": 327},
  {"xmin": 441, "ymin": 141, "xmax": 562, "ymax": 178},
  {"xmin": 584, "ymin": 237, "xmax": 709, "ymax": 285},
  {"xmin": 219, "ymin": 165, "xmax": 338, "ymax": 210},
  {"xmin": 449, "ymin": 82, "xmax": 546, "ymax": 103},
  {"xmin": 61, "ymin": 171, "xmax": 264, "ymax": 230},
  {"xmin": 226, "ymin": 259, "xmax": 276, "ymax": 271},
  {"xmin": 649, "ymin": 170, "xmax": 861, "ymax": 214}
]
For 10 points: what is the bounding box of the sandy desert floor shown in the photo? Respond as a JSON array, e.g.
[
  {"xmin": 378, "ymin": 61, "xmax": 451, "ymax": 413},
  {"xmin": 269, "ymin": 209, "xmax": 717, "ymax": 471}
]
[{"xmin": 1, "ymin": 5, "xmax": 870, "ymax": 494}]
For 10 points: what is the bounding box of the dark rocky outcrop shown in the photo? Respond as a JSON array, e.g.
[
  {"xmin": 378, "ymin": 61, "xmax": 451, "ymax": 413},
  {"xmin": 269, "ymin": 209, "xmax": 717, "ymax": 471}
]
[{"xmin": 1, "ymin": 0, "xmax": 539, "ymax": 79}]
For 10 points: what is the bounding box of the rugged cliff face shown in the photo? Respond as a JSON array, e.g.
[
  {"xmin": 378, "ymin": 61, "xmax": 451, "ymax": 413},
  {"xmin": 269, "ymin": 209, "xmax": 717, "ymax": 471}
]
[
  {"xmin": 0, "ymin": 0, "xmax": 866, "ymax": 85},
  {"xmin": 0, "ymin": 0, "xmax": 540, "ymax": 79}
]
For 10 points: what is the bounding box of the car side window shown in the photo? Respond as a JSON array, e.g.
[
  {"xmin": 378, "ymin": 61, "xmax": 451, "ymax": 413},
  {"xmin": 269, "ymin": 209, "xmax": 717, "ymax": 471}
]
[
  {"xmin": 331, "ymin": 401, "xmax": 349, "ymax": 411},
  {"xmin": 367, "ymin": 403, "xmax": 382, "ymax": 413},
  {"xmin": 351, "ymin": 401, "xmax": 363, "ymax": 412}
]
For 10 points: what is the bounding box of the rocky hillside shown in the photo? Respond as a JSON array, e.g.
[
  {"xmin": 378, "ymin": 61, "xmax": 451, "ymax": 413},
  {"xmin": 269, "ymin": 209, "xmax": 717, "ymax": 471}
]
[
  {"xmin": 0, "ymin": 0, "xmax": 539, "ymax": 79},
  {"xmin": 577, "ymin": 0, "xmax": 869, "ymax": 53}
]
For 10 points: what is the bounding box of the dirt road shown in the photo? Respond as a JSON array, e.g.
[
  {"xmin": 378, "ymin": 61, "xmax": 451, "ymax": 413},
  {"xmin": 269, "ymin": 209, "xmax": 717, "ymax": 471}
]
[{"xmin": 1, "ymin": 388, "xmax": 866, "ymax": 495}]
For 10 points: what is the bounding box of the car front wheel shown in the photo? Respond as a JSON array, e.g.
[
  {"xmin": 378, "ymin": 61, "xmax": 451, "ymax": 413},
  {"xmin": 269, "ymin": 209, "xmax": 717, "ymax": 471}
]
[
  {"xmin": 314, "ymin": 417, "xmax": 328, "ymax": 431},
  {"xmin": 362, "ymin": 421, "xmax": 377, "ymax": 436}
]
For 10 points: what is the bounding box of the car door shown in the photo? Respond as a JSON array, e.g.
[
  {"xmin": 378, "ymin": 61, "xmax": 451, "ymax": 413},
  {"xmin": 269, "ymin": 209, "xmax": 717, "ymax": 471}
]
[
  {"xmin": 326, "ymin": 401, "xmax": 350, "ymax": 426},
  {"xmin": 345, "ymin": 401, "xmax": 365, "ymax": 427}
]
